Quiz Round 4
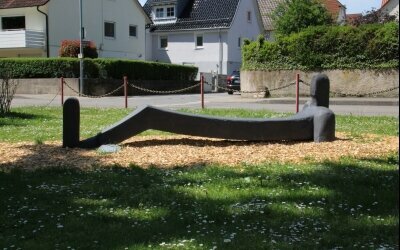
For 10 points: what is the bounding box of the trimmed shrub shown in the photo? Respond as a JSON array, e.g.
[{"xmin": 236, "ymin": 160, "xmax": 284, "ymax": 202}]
[
  {"xmin": 0, "ymin": 58, "xmax": 98, "ymax": 78},
  {"xmin": 59, "ymin": 40, "xmax": 98, "ymax": 59},
  {"xmin": 0, "ymin": 58, "xmax": 198, "ymax": 81},
  {"xmin": 242, "ymin": 22, "xmax": 399, "ymax": 71}
]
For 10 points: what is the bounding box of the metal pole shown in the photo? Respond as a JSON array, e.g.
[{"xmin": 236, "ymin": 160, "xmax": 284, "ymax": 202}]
[
  {"xmin": 201, "ymin": 74, "xmax": 205, "ymax": 109},
  {"xmin": 61, "ymin": 77, "xmax": 64, "ymax": 106},
  {"xmin": 124, "ymin": 76, "xmax": 128, "ymax": 109},
  {"xmin": 296, "ymin": 73, "xmax": 300, "ymax": 113},
  {"xmin": 79, "ymin": 0, "xmax": 84, "ymax": 96}
]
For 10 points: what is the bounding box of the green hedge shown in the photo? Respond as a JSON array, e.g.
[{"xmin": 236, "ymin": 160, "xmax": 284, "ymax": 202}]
[
  {"xmin": 242, "ymin": 22, "xmax": 399, "ymax": 71},
  {"xmin": 0, "ymin": 58, "xmax": 198, "ymax": 81}
]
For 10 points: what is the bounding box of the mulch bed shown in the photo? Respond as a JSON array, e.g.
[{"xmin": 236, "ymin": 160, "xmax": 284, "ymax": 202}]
[{"xmin": 0, "ymin": 133, "xmax": 398, "ymax": 170}]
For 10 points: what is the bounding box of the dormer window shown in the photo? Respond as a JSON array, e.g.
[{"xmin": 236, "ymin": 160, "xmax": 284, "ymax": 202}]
[
  {"xmin": 156, "ymin": 8, "xmax": 164, "ymax": 18},
  {"xmin": 153, "ymin": 5, "xmax": 176, "ymax": 21},
  {"xmin": 167, "ymin": 7, "xmax": 175, "ymax": 17}
]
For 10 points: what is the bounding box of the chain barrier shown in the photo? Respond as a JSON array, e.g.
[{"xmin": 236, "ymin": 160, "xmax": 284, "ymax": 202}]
[
  {"xmin": 300, "ymin": 80, "xmax": 399, "ymax": 97},
  {"xmin": 63, "ymin": 80, "xmax": 125, "ymax": 98},
  {"xmin": 129, "ymin": 81, "xmax": 201, "ymax": 95},
  {"xmin": 43, "ymin": 87, "xmax": 61, "ymax": 107},
  {"xmin": 60, "ymin": 77, "xmax": 397, "ymax": 100},
  {"xmin": 205, "ymin": 80, "xmax": 297, "ymax": 94}
]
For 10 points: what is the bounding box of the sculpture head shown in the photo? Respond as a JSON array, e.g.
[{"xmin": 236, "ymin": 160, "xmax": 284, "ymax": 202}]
[{"xmin": 310, "ymin": 74, "xmax": 330, "ymax": 108}]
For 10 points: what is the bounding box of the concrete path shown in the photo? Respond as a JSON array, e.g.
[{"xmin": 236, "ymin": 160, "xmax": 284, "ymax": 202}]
[{"xmin": 12, "ymin": 93, "xmax": 399, "ymax": 116}]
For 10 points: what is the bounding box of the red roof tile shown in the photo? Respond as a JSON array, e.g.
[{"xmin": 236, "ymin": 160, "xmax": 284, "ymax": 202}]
[
  {"xmin": 381, "ymin": 0, "xmax": 390, "ymax": 7},
  {"xmin": 0, "ymin": 0, "xmax": 49, "ymax": 9},
  {"xmin": 321, "ymin": 0, "xmax": 344, "ymax": 17},
  {"xmin": 257, "ymin": 0, "xmax": 284, "ymax": 31}
]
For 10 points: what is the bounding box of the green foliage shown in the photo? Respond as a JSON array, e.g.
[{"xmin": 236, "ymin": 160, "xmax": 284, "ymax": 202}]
[
  {"xmin": 0, "ymin": 155, "xmax": 398, "ymax": 249},
  {"xmin": 272, "ymin": 0, "xmax": 332, "ymax": 36},
  {"xmin": 93, "ymin": 59, "xmax": 198, "ymax": 81},
  {"xmin": 0, "ymin": 58, "xmax": 198, "ymax": 81},
  {"xmin": 242, "ymin": 22, "xmax": 399, "ymax": 70}
]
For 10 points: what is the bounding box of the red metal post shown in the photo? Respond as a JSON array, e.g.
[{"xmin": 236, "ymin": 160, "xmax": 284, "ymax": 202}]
[
  {"xmin": 200, "ymin": 74, "xmax": 205, "ymax": 109},
  {"xmin": 296, "ymin": 73, "xmax": 300, "ymax": 113},
  {"xmin": 61, "ymin": 77, "xmax": 64, "ymax": 106},
  {"xmin": 124, "ymin": 76, "xmax": 128, "ymax": 109}
]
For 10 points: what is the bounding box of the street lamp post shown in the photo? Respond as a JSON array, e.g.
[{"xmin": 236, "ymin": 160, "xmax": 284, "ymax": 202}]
[{"xmin": 79, "ymin": 0, "xmax": 84, "ymax": 95}]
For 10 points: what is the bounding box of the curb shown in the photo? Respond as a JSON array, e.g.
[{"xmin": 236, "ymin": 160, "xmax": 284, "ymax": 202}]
[{"xmin": 255, "ymin": 98, "xmax": 399, "ymax": 106}]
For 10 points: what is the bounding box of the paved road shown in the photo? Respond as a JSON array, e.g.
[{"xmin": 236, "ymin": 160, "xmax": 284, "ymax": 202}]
[{"xmin": 12, "ymin": 93, "xmax": 399, "ymax": 116}]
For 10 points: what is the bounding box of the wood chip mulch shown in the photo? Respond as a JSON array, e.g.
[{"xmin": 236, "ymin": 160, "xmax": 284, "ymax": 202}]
[{"xmin": 0, "ymin": 133, "xmax": 398, "ymax": 170}]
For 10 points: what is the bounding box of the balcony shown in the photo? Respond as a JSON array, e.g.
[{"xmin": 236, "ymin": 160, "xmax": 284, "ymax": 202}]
[{"xmin": 0, "ymin": 29, "xmax": 45, "ymax": 49}]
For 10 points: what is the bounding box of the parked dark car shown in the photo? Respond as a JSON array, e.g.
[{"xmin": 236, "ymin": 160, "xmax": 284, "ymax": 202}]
[{"xmin": 226, "ymin": 70, "xmax": 240, "ymax": 94}]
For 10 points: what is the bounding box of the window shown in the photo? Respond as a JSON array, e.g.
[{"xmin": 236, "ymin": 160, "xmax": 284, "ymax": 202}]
[
  {"xmin": 167, "ymin": 7, "xmax": 175, "ymax": 17},
  {"xmin": 1, "ymin": 16, "xmax": 25, "ymax": 30},
  {"xmin": 247, "ymin": 11, "xmax": 252, "ymax": 23},
  {"xmin": 238, "ymin": 37, "xmax": 242, "ymax": 48},
  {"xmin": 156, "ymin": 8, "xmax": 164, "ymax": 18},
  {"xmin": 196, "ymin": 34, "xmax": 203, "ymax": 48},
  {"xmin": 104, "ymin": 21, "xmax": 115, "ymax": 38},
  {"xmin": 129, "ymin": 25, "xmax": 137, "ymax": 37},
  {"xmin": 160, "ymin": 36, "xmax": 168, "ymax": 49},
  {"xmin": 154, "ymin": 6, "xmax": 176, "ymax": 19}
]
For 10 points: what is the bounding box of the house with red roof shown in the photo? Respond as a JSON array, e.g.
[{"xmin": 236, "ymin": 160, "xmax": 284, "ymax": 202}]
[
  {"xmin": 0, "ymin": 0, "xmax": 151, "ymax": 58},
  {"xmin": 320, "ymin": 0, "xmax": 346, "ymax": 24},
  {"xmin": 257, "ymin": 0, "xmax": 347, "ymax": 41},
  {"xmin": 380, "ymin": 0, "xmax": 399, "ymax": 20}
]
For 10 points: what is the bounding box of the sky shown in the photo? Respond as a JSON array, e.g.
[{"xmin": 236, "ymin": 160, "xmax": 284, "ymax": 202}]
[{"xmin": 138, "ymin": 0, "xmax": 383, "ymax": 14}]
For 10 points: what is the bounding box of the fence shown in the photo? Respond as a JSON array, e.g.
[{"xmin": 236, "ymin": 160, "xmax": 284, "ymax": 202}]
[{"xmin": 41, "ymin": 74, "xmax": 399, "ymax": 112}]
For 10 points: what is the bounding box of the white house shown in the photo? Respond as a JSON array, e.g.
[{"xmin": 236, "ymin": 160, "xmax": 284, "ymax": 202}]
[
  {"xmin": 380, "ymin": 0, "xmax": 399, "ymax": 20},
  {"xmin": 143, "ymin": 0, "xmax": 264, "ymax": 76},
  {"xmin": 0, "ymin": 0, "xmax": 151, "ymax": 58}
]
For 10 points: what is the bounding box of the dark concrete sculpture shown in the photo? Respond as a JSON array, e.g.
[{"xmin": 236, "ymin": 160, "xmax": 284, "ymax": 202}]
[{"xmin": 62, "ymin": 74, "xmax": 335, "ymax": 148}]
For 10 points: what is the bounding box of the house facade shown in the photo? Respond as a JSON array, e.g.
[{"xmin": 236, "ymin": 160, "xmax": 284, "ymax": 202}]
[
  {"xmin": 380, "ymin": 0, "xmax": 399, "ymax": 20},
  {"xmin": 144, "ymin": 0, "xmax": 264, "ymax": 76},
  {"xmin": 0, "ymin": 0, "xmax": 151, "ymax": 58}
]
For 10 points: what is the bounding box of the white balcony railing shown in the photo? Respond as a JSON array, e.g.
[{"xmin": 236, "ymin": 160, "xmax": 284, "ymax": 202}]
[{"xmin": 0, "ymin": 29, "xmax": 45, "ymax": 49}]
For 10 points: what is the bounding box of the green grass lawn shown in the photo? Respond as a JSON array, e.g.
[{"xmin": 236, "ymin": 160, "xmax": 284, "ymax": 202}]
[
  {"xmin": 0, "ymin": 107, "xmax": 399, "ymax": 249},
  {"xmin": 0, "ymin": 106, "xmax": 398, "ymax": 142}
]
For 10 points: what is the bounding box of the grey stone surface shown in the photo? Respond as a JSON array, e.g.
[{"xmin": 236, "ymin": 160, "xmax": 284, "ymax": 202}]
[
  {"xmin": 63, "ymin": 74, "xmax": 336, "ymax": 148},
  {"xmin": 62, "ymin": 98, "xmax": 80, "ymax": 148},
  {"xmin": 241, "ymin": 69, "xmax": 399, "ymax": 98}
]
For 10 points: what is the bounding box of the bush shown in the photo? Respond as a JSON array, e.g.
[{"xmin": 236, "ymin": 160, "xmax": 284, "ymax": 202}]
[
  {"xmin": 242, "ymin": 22, "xmax": 399, "ymax": 70},
  {"xmin": 59, "ymin": 40, "xmax": 98, "ymax": 59},
  {"xmin": 0, "ymin": 58, "xmax": 198, "ymax": 81}
]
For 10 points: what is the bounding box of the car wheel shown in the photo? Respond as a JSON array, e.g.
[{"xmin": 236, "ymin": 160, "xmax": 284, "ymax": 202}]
[{"xmin": 228, "ymin": 91, "xmax": 233, "ymax": 95}]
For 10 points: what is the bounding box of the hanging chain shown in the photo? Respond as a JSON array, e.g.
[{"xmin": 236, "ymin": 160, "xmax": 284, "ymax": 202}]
[
  {"xmin": 300, "ymin": 80, "xmax": 399, "ymax": 97},
  {"xmin": 63, "ymin": 80, "xmax": 124, "ymax": 98},
  {"xmin": 129, "ymin": 81, "xmax": 201, "ymax": 94},
  {"xmin": 205, "ymin": 81, "xmax": 297, "ymax": 94},
  {"xmin": 43, "ymin": 87, "xmax": 61, "ymax": 107}
]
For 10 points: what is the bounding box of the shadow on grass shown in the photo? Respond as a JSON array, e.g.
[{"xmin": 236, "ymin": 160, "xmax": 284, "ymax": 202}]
[
  {"xmin": 0, "ymin": 143, "xmax": 398, "ymax": 250},
  {"xmin": 0, "ymin": 111, "xmax": 53, "ymax": 126}
]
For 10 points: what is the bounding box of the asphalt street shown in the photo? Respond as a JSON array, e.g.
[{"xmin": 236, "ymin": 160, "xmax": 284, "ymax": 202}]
[{"xmin": 12, "ymin": 93, "xmax": 399, "ymax": 116}]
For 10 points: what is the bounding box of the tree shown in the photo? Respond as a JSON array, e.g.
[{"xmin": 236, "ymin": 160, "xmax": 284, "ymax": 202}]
[
  {"xmin": 271, "ymin": 0, "xmax": 333, "ymax": 36},
  {"xmin": 350, "ymin": 8, "xmax": 397, "ymax": 26},
  {"xmin": 0, "ymin": 71, "xmax": 18, "ymax": 116}
]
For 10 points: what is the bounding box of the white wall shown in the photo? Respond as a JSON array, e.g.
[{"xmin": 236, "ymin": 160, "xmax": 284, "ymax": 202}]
[
  {"xmin": 0, "ymin": 7, "xmax": 46, "ymax": 31},
  {"xmin": 0, "ymin": 7, "xmax": 47, "ymax": 56},
  {"xmin": 48, "ymin": 0, "xmax": 148, "ymax": 59},
  {"xmin": 150, "ymin": 30, "xmax": 229, "ymax": 75},
  {"xmin": 227, "ymin": 0, "xmax": 263, "ymax": 74},
  {"xmin": 381, "ymin": 0, "xmax": 399, "ymax": 20}
]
